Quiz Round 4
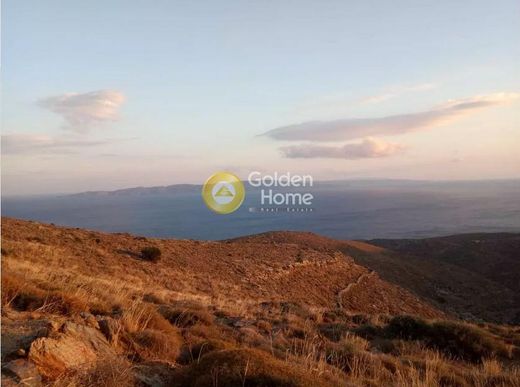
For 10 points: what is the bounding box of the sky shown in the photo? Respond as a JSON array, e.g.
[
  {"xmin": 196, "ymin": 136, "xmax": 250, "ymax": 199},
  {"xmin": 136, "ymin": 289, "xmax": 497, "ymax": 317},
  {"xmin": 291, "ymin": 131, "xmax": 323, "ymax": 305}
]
[{"xmin": 2, "ymin": 0, "xmax": 520, "ymax": 195}]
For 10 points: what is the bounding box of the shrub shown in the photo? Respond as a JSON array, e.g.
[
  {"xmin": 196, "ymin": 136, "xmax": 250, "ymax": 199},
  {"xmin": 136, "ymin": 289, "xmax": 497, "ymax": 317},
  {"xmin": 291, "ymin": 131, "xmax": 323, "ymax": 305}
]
[
  {"xmin": 427, "ymin": 321, "xmax": 512, "ymax": 362},
  {"xmin": 325, "ymin": 333, "xmax": 370, "ymax": 372},
  {"xmin": 2, "ymin": 274, "xmax": 88, "ymax": 314},
  {"xmin": 140, "ymin": 246, "xmax": 161, "ymax": 262},
  {"xmin": 53, "ymin": 357, "xmax": 134, "ymax": 387},
  {"xmin": 2, "ymin": 274, "xmax": 43, "ymax": 309},
  {"xmin": 177, "ymin": 338, "xmax": 233, "ymax": 364},
  {"xmin": 386, "ymin": 315, "xmax": 430, "ymax": 340},
  {"xmin": 239, "ymin": 327, "xmax": 268, "ymax": 347},
  {"xmin": 45, "ymin": 291, "xmax": 89, "ymax": 314},
  {"xmin": 89, "ymin": 300, "xmax": 119, "ymax": 316},
  {"xmin": 341, "ymin": 333, "xmax": 370, "ymax": 354},
  {"xmin": 127, "ymin": 328, "xmax": 182, "ymax": 362},
  {"xmin": 159, "ymin": 302, "xmax": 213, "ymax": 328},
  {"xmin": 143, "ymin": 292, "xmax": 166, "ymax": 304},
  {"xmin": 172, "ymin": 348, "xmax": 337, "ymax": 387},
  {"xmin": 319, "ymin": 322, "xmax": 350, "ymax": 342},
  {"xmin": 354, "ymin": 323, "xmax": 383, "ymax": 340},
  {"xmin": 121, "ymin": 302, "xmax": 177, "ymax": 335},
  {"xmin": 384, "ymin": 316, "xmax": 512, "ymax": 362},
  {"xmin": 324, "ymin": 343, "xmax": 374, "ymax": 376}
]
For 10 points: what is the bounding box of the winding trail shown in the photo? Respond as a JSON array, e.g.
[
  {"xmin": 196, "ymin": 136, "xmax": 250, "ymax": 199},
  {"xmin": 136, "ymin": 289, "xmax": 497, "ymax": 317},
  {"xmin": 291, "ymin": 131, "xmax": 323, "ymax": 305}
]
[{"xmin": 337, "ymin": 270, "xmax": 376, "ymax": 309}]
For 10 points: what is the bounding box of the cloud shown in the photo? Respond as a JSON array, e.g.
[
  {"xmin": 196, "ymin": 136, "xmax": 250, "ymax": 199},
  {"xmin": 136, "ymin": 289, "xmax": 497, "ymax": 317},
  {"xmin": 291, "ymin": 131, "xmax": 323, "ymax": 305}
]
[
  {"xmin": 1, "ymin": 134, "xmax": 111, "ymax": 154},
  {"xmin": 263, "ymin": 93, "xmax": 519, "ymax": 142},
  {"xmin": 280, "ymin": 138, "xmax": 405, "ymax": 159},
  {"xmin": 39, "ymin": 90, "xmax": 125, "ymax": 132}
]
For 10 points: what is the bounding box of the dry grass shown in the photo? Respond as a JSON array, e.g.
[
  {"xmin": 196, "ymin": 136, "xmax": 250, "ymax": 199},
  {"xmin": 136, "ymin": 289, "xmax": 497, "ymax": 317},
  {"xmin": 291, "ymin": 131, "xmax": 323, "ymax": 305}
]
[
  {"xmin": 384, "ymin": 315, "xmax": 514, "ymax": 362},
  {"xmin": 52, "ymin": 357, "xmax": 135, "ymax": 387},
  {"xmin": 126, "ymin": 329, "xmax": 181, "ymax": 362},
  {"xmin": 158, "ymin": 301, "xmax": 214, "ymax": 328},
  {"xmin": 171, "ymin": 348, "xmax": 343, "ymax": 387},
  {"xmin": 2, "ymin": 273, "xmax": 89, "ymax": 314},
  {"xmin": 2, "ymin": 218, "xmax": 520, "ymax": 386}
]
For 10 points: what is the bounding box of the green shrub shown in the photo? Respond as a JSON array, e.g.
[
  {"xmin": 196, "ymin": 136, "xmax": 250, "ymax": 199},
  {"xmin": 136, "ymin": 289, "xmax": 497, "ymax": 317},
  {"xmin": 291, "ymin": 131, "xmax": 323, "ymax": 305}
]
[{"xmin": 140, "ymin": 246, "xmax": 161, "ymax": 262}]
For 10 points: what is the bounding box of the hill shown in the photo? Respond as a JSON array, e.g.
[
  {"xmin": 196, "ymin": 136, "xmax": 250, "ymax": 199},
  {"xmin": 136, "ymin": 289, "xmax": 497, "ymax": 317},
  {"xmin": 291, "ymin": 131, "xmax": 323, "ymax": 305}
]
[
  {"xmin": 66, "ymin": 184, "xmax": 201, "ymax": 197},
  {"xmin": 235, "ymin": 231, "xmax": 520, "ymax": 324},
  {"xmin": 2, "ymin": 218, "xmax": 519, "ymax": 386}
]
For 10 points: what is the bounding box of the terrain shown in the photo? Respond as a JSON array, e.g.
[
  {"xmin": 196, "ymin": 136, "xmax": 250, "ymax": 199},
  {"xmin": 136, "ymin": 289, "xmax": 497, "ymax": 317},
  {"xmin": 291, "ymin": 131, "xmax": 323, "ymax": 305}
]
[
  {"xmin": 235, "ymin": 231, "xmax": 520, "ymax": 324},
  {"xmin": 1, "ymin": 218, "xmax": 519, "ymax": 386}
]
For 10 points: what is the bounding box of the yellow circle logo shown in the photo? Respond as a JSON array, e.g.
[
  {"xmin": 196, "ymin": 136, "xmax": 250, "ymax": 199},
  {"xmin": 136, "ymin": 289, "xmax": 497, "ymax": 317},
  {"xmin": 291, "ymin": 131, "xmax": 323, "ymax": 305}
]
[{"xmin": 202, "ymin": 172, "xmax": 245, "ymax": 214}]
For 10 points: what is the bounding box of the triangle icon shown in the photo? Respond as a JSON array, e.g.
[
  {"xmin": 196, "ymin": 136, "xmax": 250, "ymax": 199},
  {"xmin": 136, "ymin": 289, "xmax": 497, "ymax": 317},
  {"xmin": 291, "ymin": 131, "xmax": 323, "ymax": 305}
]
[{"xmin": 215, "ymin": 185, "xmax": 234, "ymax": 197}]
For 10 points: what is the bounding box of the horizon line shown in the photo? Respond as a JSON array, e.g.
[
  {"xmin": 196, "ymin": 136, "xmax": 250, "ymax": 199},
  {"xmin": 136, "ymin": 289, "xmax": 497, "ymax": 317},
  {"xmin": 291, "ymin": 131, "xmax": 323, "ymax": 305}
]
[{"xmin": 2, "ymin": 177, "xmax": 519, "ymax": 198}]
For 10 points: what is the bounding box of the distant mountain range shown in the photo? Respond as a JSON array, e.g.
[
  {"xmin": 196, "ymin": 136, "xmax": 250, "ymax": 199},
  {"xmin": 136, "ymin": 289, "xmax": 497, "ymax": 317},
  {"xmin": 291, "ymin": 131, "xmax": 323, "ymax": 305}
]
[
  {"xmin": 66, "ymin": 184, "xmax": 201, "ymax": 197},
  {"xmin": 64, "ymin": 178, "xmax": 520, "ymax": 198}
]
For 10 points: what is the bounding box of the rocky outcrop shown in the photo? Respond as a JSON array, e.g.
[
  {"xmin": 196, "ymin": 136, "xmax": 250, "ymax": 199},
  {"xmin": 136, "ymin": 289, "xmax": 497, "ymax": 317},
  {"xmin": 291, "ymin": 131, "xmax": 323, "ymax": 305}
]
[{"xmin": 28, "ymin": 321, "xmax": 115, "ymax": 379}]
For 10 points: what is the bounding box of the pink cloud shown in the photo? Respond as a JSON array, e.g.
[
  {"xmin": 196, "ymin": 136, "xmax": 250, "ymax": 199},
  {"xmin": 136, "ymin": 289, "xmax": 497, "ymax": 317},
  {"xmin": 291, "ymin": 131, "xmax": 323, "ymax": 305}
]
[
  {"xmin": 263, "ymin": 93, "xmax": 519, "ymax": 142},
  {"xmin": 39, "ymin": 90, "xmax": 125, "ymax": 133},
  {"xmin": 280, "ymin": 137, "xmax": 405, "ymax": 159}
]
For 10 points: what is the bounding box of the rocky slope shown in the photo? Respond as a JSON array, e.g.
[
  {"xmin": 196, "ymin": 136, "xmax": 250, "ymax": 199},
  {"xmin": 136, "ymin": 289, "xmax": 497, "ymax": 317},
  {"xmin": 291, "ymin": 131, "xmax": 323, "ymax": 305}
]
[{"xmin": 235, "ymin": 231, "xmax": 520, "ymax": 324}]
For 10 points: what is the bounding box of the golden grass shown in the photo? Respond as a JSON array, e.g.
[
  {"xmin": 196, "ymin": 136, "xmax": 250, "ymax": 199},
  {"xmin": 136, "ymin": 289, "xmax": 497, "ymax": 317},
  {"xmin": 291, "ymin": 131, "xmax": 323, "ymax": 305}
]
[
  {"xmin": 2, "ymin": 219, "xmax": 520, "ymax": 386},
  {"xmin": 52, "ymin": 357, "xmax": 135, "ymax": 387}
]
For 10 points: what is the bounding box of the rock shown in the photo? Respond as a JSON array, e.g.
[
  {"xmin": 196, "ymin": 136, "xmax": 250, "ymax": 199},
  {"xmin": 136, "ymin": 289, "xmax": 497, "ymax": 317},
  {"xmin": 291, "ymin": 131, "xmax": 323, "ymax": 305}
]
[
  {"xmin": 2, "ymin": 359, "xmax": 42, "ymax": 386},
  {"xmin": 60, "ymin": 322, "xmax": 114, "ymax": 354},
  {"xmin": 28, "ymin": 321, "xmax": 114, "ymax": 379},
  {"xmin": 97, "ymin": 316, "xmax": 121, "ymax": 344},
  {"xmin": 1, "ymin": 316, "xmax": 51, "ymax": 361}
]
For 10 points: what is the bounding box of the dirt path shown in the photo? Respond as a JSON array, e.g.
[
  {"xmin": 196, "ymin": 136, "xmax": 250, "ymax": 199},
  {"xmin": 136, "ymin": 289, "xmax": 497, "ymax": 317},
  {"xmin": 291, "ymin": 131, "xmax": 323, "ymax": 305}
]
[{"xmin": 337, "ymin": 270, "xmax": 376, "ymax": 309}]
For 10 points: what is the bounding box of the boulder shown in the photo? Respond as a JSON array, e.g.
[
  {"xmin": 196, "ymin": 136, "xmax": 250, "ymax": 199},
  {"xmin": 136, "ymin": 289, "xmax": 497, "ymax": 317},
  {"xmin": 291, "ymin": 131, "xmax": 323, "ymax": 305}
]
[{"xmin": 28, "ymin": 321, "xmax": 114, "ymax": 379}]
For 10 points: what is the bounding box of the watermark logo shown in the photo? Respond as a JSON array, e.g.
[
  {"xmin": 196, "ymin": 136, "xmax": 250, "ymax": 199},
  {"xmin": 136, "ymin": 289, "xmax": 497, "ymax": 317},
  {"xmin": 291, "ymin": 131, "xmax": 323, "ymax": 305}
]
[
  {"xmin": 248, "ymin": 172, "xmax": 314, "ymax": 213},
  {"xmin": 203, "ymin": 171, "xmax": 314, "ymax": 214},
  {"xmin": 202, "ymin": 171, "xmax": 245, "ymax": 214}
]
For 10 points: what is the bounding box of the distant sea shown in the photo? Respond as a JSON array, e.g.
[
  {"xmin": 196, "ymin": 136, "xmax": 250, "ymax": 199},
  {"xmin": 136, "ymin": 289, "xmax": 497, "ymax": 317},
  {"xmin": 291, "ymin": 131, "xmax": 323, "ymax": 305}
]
[{"xmin": 2, "ymin": 180, "xmax": 520, "ymax": 240}]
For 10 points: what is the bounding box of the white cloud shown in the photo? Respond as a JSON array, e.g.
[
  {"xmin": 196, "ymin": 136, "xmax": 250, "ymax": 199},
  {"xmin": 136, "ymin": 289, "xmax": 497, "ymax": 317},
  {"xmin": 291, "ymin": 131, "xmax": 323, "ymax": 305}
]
[
  {"xmin": 280, "ymin": 138, "xmax": 405, "ymax": 159},
  {"xmin": 1, "ymin": 133, "xmax": 111, "ymax": 154},
  {"xmin": 263, "ymin": 92, "xmax": 520, "ymax": 142},
  {"xmin": 39, "ymin": 90, "xmax": 125, "ymax": 133}
]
